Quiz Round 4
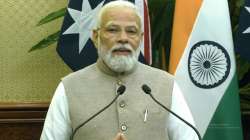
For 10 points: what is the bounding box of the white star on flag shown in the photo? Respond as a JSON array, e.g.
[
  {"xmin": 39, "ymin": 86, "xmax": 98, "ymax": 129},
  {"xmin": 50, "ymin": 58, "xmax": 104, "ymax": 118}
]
[
  {"xmin": 243, "ymin": 6, "xmax": 250, "ymax": 34},
  {"xmin": 63, "ymin": 0, "xmax": 105, "ymax": 53}
]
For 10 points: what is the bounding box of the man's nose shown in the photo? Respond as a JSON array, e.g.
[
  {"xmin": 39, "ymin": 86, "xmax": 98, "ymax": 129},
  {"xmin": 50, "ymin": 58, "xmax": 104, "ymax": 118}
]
[{"xmin": 117, "ymin": 30, "xmax": 129, "ymax": 44}]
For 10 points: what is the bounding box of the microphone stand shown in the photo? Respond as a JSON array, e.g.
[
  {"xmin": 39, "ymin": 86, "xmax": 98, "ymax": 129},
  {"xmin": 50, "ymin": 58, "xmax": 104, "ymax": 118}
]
[{"xmin": 142, "ymin": 84, "xmax": 202, "ymax": 140}]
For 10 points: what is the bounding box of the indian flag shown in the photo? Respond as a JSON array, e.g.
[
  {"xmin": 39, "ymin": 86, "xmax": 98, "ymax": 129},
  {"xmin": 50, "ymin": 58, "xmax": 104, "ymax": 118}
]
[{"xmin": 169, "ymin": 0, "xmax": 244, "ymax": 139}]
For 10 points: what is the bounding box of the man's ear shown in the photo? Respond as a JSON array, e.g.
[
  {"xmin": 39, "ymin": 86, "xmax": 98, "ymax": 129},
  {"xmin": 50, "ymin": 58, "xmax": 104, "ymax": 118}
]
[
  {"xmin": 91, "ymin": 29, "xmax": 98, "ymax": 48},
  {"xmin": 140, "ymin": 32, "xmax": 144, "ymax": 42}
]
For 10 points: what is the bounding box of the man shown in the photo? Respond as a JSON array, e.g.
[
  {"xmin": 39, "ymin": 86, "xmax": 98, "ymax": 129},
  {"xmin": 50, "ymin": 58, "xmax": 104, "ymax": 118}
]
[{"xmin": 40, "ymin": 1, "xmax": 198, "ymax": 140}]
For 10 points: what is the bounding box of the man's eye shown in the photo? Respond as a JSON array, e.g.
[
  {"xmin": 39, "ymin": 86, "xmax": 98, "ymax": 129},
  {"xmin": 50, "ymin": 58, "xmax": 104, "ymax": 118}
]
[
  {"xmin": 126, "ymin": 28, "xmax": 138, "ymax": 35},
  {"xmin": 106, "ymin": 28, "xmax": 119, "ymax": 33},
  {"xmin": 127, "ymin": 30, "xmax": 137, "ymax": 34},
  {"xmin": 127, "ymin": 31, "xmax": 138, "ymax": 36}
]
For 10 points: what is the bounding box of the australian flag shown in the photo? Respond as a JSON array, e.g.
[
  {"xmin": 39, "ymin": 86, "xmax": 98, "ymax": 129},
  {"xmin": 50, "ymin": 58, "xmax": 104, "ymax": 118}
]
[
  {"xmin": 235, "ymin": 0, "xmax": 250, "ymax": 62},
  {"xmin": 57, "ymin": 0, "xmax": 151, "ymax": 71}
]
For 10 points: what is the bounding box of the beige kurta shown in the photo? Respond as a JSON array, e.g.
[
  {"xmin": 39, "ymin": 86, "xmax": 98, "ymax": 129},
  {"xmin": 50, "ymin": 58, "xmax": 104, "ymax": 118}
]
[{"xmin": 62, "ymin": 59, "xmax": 174, "ymax": 140}]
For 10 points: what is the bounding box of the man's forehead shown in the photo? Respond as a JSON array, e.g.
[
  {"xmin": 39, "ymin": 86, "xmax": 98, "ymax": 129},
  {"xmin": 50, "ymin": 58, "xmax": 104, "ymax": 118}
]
[{"xmin": 104, "ymin": 21, "xmax": 140, "ymax": 28}]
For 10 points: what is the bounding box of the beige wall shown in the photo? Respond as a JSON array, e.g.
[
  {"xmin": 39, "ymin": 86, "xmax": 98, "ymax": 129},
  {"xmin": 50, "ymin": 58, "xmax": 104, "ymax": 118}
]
[{"xmin": 0, "ymin": 0, "xmax": 72, "ymax": 102}]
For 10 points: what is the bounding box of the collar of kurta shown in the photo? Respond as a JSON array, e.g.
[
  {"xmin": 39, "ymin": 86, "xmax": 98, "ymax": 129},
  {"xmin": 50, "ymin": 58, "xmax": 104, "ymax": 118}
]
[{"xmin": 96, "ymin": 58, "xmax": 139, "ymax": 77}]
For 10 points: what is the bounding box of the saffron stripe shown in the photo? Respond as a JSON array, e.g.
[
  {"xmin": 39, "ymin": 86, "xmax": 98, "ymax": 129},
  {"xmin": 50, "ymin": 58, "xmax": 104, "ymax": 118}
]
[{"xmin": 169, "ymin": 0, "xmax": 203, "ymax": 74}]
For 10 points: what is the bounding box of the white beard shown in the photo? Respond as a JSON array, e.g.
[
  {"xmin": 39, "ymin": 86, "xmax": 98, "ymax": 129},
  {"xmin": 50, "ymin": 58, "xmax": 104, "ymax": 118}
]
[{"xmin": 98, "ymin": 42, "xmax": 140, "ymax": 73}]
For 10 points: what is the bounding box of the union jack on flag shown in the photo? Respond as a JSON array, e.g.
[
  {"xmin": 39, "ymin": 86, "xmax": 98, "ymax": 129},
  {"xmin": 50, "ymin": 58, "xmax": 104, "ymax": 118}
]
[{"xmin": 57, "ymin": 0, "xmax": 152, "ymax": 71}]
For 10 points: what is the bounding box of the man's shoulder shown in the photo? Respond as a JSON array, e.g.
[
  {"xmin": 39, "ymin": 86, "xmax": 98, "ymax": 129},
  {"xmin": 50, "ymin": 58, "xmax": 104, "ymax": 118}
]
[
  {"xmin": 138, "ymin": 62, "xmax": 174, "ymax": 80},
  {"xmin": 62, "ymin": 63, "xmax": 97, "ymax": 81}
]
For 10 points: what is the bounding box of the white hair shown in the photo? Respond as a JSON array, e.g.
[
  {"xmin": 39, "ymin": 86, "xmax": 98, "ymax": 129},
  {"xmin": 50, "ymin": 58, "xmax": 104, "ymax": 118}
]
[
  {"xmin": 98, "ymin": 43, "xmax": 140, "ymax": 73},
  {"xmin": 97, "ymin": 35, "xmax": 140, "ymax": 73},
  {"xmin": 96, "ymin": 0, "xmax": 142, "ymax": 29}
]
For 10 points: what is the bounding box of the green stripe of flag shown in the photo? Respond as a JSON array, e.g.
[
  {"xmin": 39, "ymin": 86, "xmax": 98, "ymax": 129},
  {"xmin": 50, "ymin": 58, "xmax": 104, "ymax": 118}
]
[{"xmin": 203, "ymin": 74, "xmax": 243, "ymax": 140}]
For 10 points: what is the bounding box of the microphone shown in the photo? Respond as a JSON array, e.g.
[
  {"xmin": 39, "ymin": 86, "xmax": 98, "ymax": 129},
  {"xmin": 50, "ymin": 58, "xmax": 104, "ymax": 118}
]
[
  {"xmin": 70, "ymin": 85, "xmax": 126, "ymax": 140},
  {"xmin": 141, "ymin": 84, "xmax": 202, "ymax": 140}
]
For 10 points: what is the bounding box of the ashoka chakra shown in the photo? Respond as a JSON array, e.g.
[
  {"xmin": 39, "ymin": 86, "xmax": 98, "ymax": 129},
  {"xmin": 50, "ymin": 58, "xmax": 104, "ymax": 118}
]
[{"xmin": 188, "ymin": 41, "xmax": 230, "ymax": 89}]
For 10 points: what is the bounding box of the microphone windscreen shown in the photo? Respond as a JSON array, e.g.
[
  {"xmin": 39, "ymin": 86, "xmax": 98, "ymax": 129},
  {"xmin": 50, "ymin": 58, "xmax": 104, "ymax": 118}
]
[
  {"xmin": 117, "ymin": 85, "xmax": 126, "ymax": 95},
  {"xmin": 142, "ymin": 84, "xmax": 151, "ymax": 94}
]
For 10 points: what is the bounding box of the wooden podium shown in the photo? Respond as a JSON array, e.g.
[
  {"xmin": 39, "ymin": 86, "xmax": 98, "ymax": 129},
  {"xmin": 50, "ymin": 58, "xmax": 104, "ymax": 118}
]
[{"xmin": 0, "ymin": 103, "xmax": 49, "ymax": 140}]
